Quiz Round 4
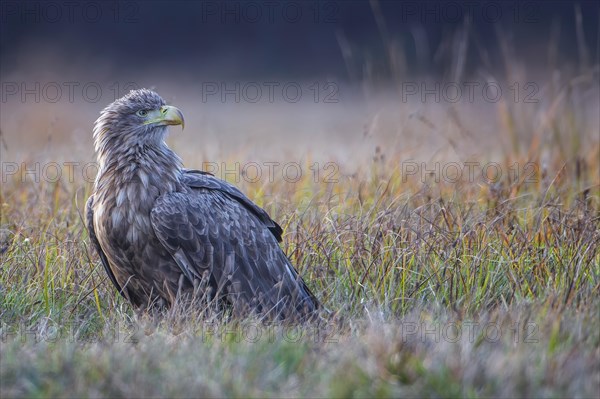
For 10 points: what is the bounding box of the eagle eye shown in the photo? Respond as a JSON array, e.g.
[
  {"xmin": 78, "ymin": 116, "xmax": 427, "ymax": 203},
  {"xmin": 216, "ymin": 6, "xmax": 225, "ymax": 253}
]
[{"xmin": 136, "ymin": 109, "xmax": 149, "ymax": 117}]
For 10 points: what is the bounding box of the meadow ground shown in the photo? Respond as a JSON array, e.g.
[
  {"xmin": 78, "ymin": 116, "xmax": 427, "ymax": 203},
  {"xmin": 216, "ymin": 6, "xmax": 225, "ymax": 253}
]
[{"xmin": 1, "ymin": 74, "xmax": 599, "ymax": 398}]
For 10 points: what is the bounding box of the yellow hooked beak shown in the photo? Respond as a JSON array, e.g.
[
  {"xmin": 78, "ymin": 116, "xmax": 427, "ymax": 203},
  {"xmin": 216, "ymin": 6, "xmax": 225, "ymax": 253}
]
[{"xmin": 144, "ymin": 105, "xmax": 185, "ymax": 129}]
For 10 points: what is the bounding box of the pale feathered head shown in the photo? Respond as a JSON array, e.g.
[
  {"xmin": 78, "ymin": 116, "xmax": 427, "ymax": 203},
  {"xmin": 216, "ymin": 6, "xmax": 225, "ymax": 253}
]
[{"xmin": 93, "ymin": 89, "xmax": 184, "ymax": 156}]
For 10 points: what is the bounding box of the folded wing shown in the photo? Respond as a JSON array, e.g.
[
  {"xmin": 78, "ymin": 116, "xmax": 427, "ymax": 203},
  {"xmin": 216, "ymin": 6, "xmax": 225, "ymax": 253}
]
[{"xmin": 149, "ymin": 170, "xmax": 318, "ymax": 319}]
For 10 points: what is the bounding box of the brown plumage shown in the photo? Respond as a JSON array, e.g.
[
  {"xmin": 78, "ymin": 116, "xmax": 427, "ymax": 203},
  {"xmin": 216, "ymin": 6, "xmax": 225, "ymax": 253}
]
[{"xmin": 86, "ymin": 89, "xmax": 318, "ymax": 320}]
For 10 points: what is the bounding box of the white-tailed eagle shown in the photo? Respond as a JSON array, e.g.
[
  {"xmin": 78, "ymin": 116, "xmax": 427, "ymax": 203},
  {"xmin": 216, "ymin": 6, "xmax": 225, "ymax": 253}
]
[{"xmin": 86, "ymin": 89, "xmax": 318, "ymax": 320}]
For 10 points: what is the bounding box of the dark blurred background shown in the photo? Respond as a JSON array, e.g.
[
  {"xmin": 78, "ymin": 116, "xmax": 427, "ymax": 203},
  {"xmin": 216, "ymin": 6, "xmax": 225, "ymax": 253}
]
[
  {"xmin": 1, "ymin": 1, "xmax": 599, "ymax": 167},
  {"xmin": 2, "ymin": 0, "xmax": 598, "ymax": 81}
]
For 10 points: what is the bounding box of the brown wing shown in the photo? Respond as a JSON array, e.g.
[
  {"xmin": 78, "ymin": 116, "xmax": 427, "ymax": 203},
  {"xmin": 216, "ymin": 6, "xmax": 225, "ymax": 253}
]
[{"xmin": 149, "ymin": 187, "xmax": 318, "ymax": 320}]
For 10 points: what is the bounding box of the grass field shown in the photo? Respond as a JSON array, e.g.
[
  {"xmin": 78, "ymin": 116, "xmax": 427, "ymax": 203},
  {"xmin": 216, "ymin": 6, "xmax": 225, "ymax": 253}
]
[{"xmin": 1, "ymin": 71, "xmax": 599, "ymax": 397}]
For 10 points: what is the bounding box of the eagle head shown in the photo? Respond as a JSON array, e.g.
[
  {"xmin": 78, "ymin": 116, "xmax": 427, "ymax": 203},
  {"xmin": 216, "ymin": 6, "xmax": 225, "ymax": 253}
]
[{"xmin": 93, "ymin": 89, "xmax": 185, "ymax": 155}]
